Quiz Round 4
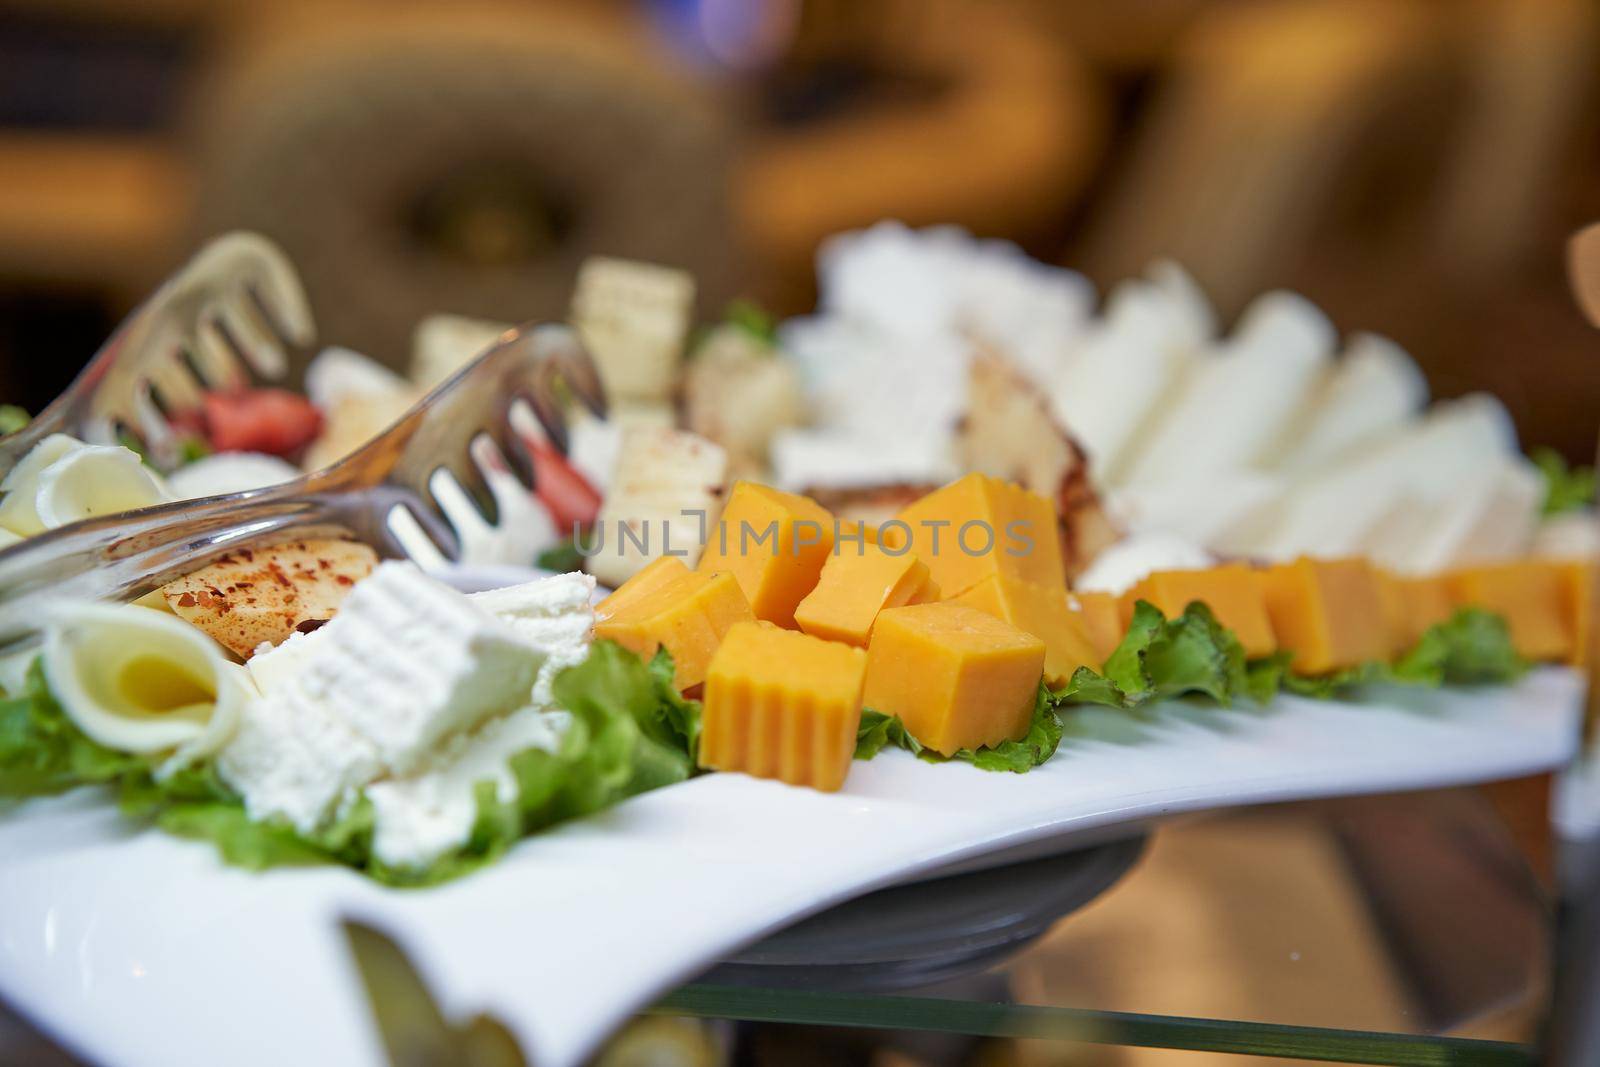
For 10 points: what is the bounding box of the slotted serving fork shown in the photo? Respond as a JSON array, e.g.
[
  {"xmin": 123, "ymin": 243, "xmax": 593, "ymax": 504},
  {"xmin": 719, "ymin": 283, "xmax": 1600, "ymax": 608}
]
[
  {"xmin": 0, "ymin": 231, "xmax": 313, "ymax": 476},
  {"xmin": 0, "ymin": 323, "xmax": 605, "ymax": 649}
]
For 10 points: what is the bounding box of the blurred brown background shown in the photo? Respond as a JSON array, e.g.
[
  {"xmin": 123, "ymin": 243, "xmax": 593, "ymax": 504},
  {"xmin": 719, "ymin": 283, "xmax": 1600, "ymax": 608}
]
[{"xmin": 1, "ymin": 0, "xmax": 1597, "ymax": 457}]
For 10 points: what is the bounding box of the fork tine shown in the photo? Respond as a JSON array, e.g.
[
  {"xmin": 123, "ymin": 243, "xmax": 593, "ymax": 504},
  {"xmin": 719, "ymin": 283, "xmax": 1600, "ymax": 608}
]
[
  {"xmin": 428, "ymin": 467, "xmax": 494, "ymax": 539},
  {"xmin": 469, "ymin": 434, "xmax": 557, "ymax": 563},
  {"xmin": 384, "ymin": 502, "xmax": 454, "ymax": 571},
  {"xmin": 220, "ymin": 300, "xmax": 288, "ymax": 380},
  {"xmin": 146, "ymin": 353, "xmax": 206, "ymax": 415},
  {"xmin": 131, "ymin": 384, "xmax": 178, "ymax": 463},
  {"xmin": 193, "ymin": 318, "xmax": 249, "ymax": 392},
  {"xmin": 246, "ymin": 248, "xmax": 315, "ymax": 348}
]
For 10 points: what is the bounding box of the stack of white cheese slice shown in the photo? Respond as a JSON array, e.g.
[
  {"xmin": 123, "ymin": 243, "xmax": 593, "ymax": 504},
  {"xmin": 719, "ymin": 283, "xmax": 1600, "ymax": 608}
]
[{"xmin": 775, "ymin": 223, "xmax": 1547, "ymax": 577}]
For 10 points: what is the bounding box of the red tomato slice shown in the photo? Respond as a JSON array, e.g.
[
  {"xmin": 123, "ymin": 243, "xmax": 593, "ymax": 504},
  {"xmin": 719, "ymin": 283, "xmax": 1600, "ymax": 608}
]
[
  {"xmin": 203, "ymin": 388, "xmax": 323, "ymax": 457},
  {"xmin": 523, "ymin": 433, "xmax": 602, "ymax": 531}
]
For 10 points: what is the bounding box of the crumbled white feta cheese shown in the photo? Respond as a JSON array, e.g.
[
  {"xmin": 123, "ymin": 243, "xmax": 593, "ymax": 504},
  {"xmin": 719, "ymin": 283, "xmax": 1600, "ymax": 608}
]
[
  {"xmin": 217, "ymin": 683, "xmax": 383, "ymax": 834},
  {"xmin": 312, "ymin": 562, "xmax": 542, "ymax": 772},
  {"xmin": 245, "ymin": 628, "xmax": 321, "ymax": 695},
  {"xmin": 365, "ymin": 705, "xmax": 566, "ymax": 868},
  {"xmin": 217, "ymin": 562, "xmax": 548, "ymax": 831},
  {"xmin": 470, "ymin": 572, "xmax": 596, "ymax": 708}
]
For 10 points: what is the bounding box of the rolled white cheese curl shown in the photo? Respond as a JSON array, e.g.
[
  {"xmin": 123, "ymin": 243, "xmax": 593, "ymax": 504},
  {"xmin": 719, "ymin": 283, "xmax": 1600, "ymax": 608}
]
[{"xmin": 44, "ymin": 604, "xmax": 252, "ymax": 776}]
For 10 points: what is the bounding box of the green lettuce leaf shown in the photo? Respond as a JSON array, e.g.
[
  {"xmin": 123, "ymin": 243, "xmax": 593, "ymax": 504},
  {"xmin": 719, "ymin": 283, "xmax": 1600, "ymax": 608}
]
[
  {"xmin": 647, "ymin": 648, "xmax": 703, "ymax": 764},
  {"xmin": 1052, "ymin": 666, "xmax": 1127, "ymax": 707},
  {"xmin": 0, "ymin": 658, "xmax": 144, "ymax": 796},
  {"xmin": 550, "ymin": 640, "xmax": 692, "ymax": 798},
  {"xmin": 1055, "ymin": 601, "xmax": 1252, "ymax": 709},
  {"xmin": 1533, "ymin": 447, "xmax": 1596, "ymax": 517},
  {"xmin": 854, "ymin": 709, "xmax": 924, "ymax": 760},
  {"xmin": 1266, "ymin": 607, "xmax": 1524, "ymax": 698},
  {"xmin": 854, "ymin": 683, "xmax": 1061, "ymax": 773},
  {"xmin": 0, "ymin": 405, "xmax": 29, "ymax": 435},
  {"xmin": 952, "ymin": 684, "xmax": 1063, "ymax": 772}
]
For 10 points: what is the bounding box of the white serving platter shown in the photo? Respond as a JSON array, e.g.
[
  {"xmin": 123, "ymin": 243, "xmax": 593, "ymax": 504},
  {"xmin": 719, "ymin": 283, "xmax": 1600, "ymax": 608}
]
[{"xmin": 0, "ymin": 658, "xmax": 1581, "ymax": 1067}]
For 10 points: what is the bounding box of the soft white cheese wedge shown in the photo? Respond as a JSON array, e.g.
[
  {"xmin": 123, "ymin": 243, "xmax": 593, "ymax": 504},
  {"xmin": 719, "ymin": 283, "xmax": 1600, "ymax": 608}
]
[
  {"xmin": 1119, "ymin": 291, "xmax": 1335, "ymax": 487},
  {"xmin": 815, "ymin": 221, "xmax": 963, "ymax": 336},
  {"xmin": 365, "ymin": 704, "xmax": 567, "ymax": 869},
  {"xmin": 1362, "ymin": 456, "xmax": 1541, "ymax": 574},
  {"xmin": 219, "ymin": 562, "xmax": 549, "ymax": 830},
  {"xmin": 32, "ymin": 444, "xmax": 172, "ymax": 528},
  {"xmin": 167, "ymin": 452, "xmax": 300, "ymax": 500},
  {"xmin": 954, "ymin": 241, "xmax": 1094, "ymax": 387},
  {"xmin": 43, "ymin": 603, "xmax": 251, "ymax": 776},
  {"xmin": 1145, "ymin": 260, "xmax": 1217, "ymax": 351},
  {"xmin": 770, "ymin": 430, "xmax": 957, "ymax": 493},
  {"xmin": 1236, "ymin": 394, "xmax": 1521, "ymax": 561},
  {"xmin": 1048, "ymin": 280, "xmax": 1195, "ymax": 479},
  {"xmin": 779, "ymin": 314, "xmax": 968, "ymax": 485},
  {"xmin": 1108, "ymin": 473, "xmax": 1282, "ymax": 551},
  {"xmin": 0, "ymin": 434, "xmax": 85, "ymax": 536},
  {"xmin": 471, "ymin": 572, "xmax": 596, "ymax": 707},
  {"xmin": 1074, "ymin": 533, "xmax": 1215, "ymax": 596},
  {"xmin": 245, "ymin": 628, "xmax": 322, "ymax": 695},
  {"xmin": 1271, "ymin": 332, "xmax": 1428, "ymax": 476},
  {"xmin": 218, "ymin": 678, "xmax": 383, "ymax": 833},
  {"xmin": 308, "ymin": 562, "xmax": 543, "ymax": 771}
]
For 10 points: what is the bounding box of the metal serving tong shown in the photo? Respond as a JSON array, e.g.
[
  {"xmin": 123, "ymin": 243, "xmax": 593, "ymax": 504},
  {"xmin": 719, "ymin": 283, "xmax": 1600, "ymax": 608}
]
[
  {"xmin": 0, "ymin": 232, "xmax": 313, "ymax": 477},
  {"xmin": 0, "ymin": 323, "xmax": 605, "ymax": 649}
]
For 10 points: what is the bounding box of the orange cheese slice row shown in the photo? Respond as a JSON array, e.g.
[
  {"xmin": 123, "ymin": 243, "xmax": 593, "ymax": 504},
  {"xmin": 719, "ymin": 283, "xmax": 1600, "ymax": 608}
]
[
  {"xmin": 699, "ymin": 622, "xmax": 867, "ymax": 792},
  {"xmin": 1447, "ymin": 560, "xmax": 1572, "ymax": 662},
  {"xmin": 593, "ymin": 568, "xmax": 753, "ymax": 690},
  {"xmin": 1557, "ymin": 559, "xmax": 1595, "ymax": 667},
  {"xmin": 952, "ymin": 574, "xmax": 1099, "ymax": 687},
  {"xmin": 697, "ymin": 481, "xmax": 835, "ymax": 628},
  {"xmin": 1376, "ymin": 571, "xmax": 1454, "ymax": 654},
  {"xmin": 1258, "ymin": 557, "xmax": 1393, "ymax": 675},
  {"xmin": 863, "ymin": 602, "xmax": 1045, "ymax": 756}
]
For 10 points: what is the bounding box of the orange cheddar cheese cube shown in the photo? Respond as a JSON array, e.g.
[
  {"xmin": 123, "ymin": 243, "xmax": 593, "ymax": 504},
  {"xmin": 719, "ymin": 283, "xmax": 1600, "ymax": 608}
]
[
  {"xmin": 593, "ymin": 569, "xmax": 753, "ymax": 689},
  {"xmin": 699, "ymin": 622, "xmax": 867, "ymax": 791},
  {"xmin": 863, "ymin": 602, "xmax": 1046, "ymax": 756},
  {"xmin": 1072, "ymin": 590, "xmax": 1124, "ymax": 664},
  {"xmin": 951, "ymin": 575, "xmax": 1099, "ymax": 686},
  {"xmin": 697, "ymin": 481, "xmax": 835, "ymax": 628},
  {"xmin": 1258, "ymin": 558, "xmax": 1392, "ymax": 675},
  {"xmin": 1376, "ymin": 571, "xmax": 1455, "ymax": 653},
  {"xmin": 1447, "ymin": 560, "xmax": 1572, "ymax": 662},
  {"xmin": 886, "ymin": 474, "xmax": 1065, "ymax": 599},
  {"xmin": 594, "ymin": 556, "xmax": 691, "ymax": 621},
  {"xmin": 1557, "ymin": 559, "xmax": 1595, "ymax": 667},
  {"xmin": 1120, "ymin": 564, "xmax": 1276, "ymax": 659},
  {"xmin": 793, "ymin": 543, "xmax": 937, "ymax": 647}
]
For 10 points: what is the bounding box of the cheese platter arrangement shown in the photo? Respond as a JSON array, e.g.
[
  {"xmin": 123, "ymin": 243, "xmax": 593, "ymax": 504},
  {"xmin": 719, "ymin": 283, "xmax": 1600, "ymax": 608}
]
[{"xmin": 0, "ymin": 224, "xmax": 1591, "ymax": 1066}]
